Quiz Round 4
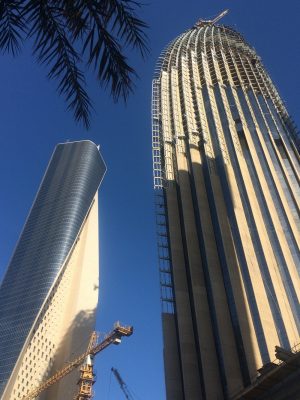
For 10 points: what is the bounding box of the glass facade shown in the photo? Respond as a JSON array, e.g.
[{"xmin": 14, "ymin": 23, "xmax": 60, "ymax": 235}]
[
  {"xmin": 153, "ymin": 22, "xmax": 300, "ymax": 399},
  {"xmin": 0, "ymin": 141, "xmax": 106, "ymax": 395}
]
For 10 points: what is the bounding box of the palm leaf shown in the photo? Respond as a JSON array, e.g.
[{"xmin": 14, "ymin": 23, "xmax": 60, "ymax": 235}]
[
  {"xmin": 81, "ymin": 0, "xmax": 137, "ymax": 101},
  {"xmin": 0, "ymin": 0, "xmax": 26, "ymax": 55},
  {"xmin": 110, "ymin": 0, "xmax": 149, "ymax": 58},
  {"xmin": 0, "ymin": 0, "xmax": 149, "ymax": 128},
  {"xmin": 24, "ymin": 0, "xmax": 92, "ymax": 128}
]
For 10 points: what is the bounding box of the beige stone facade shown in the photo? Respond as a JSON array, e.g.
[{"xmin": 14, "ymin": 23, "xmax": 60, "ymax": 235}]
[{"xmin": 2, "ymin": 195, "xmax": 99, "ymax": 400}]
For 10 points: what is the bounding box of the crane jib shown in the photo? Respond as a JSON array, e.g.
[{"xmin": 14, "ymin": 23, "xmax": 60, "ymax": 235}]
[{"xmin": 21, "ymin": 323, "xmax": 133, "ymax": 400}]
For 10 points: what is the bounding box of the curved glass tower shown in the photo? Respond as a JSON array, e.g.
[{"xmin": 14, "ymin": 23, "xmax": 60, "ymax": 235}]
[
  {"xmin": 0, "ymin": 140, "xmax": 106, "ymax": 399},
  {"xmin": 152, "ymin": 19, "xmax": 300, "ymax": 400}
]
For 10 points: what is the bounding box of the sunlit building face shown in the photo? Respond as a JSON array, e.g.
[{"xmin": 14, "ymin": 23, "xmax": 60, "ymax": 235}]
[{"xmin": 152, "ymin": 20, "xmax": 300, "ymax": 400}]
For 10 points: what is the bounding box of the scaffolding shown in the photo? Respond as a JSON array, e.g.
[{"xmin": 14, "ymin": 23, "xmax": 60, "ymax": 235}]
[
  {"xmin": 152, "ymin": 65, "xmax": 175, "ymax": 314},
  {"xmin": 155, "ymin": 191, "xmax": 175, "ymax": 314},
  {"xmin": 152, "ymin": 78, "xmax": 163, "ymax": 189}
]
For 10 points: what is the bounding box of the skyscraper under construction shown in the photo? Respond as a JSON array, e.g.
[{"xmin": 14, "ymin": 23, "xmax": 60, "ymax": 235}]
[
  {"xmin": 0, "ymin": 140, "xmax": 106, "ymax": 399},
  {"xmin": 152, "ymin": 14, "xmax": 300, "ymax": 400}
]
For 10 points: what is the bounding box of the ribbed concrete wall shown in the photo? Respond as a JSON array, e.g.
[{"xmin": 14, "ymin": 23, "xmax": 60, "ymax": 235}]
[{"xmin": 152, "ymin": 22, "xmax": 300, "ymax": 400}]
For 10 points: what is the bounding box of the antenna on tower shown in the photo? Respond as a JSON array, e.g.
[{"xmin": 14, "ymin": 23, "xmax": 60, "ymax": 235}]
[{"xmin": 194, "ymin": 9, "xmax": 229, "ymax": 28}]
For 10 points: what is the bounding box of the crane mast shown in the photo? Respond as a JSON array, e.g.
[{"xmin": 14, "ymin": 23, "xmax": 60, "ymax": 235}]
[
  {"xmin": 21, "ymin": 322, "xmax": 133, "ymax": 400},
  {"xmin": 73, "ymin": 332, "xmax": 98, "ymax": 400},
  {"xmin": 111, "ymin": 367, "xmax": 135, "ymax": 400}
]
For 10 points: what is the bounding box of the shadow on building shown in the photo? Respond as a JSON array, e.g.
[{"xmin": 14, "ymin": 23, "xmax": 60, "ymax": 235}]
[{"xmin": 40, "ymin": 309, "xmax": 96, "ymax": 399}]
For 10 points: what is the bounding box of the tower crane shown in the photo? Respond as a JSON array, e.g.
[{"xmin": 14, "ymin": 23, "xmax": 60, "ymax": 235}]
[
  {"xmin": 111, "ymin": 367, "xmax": 135, "ymax": 400},
  {"xmin": 21, "ymin": 322, "xmax": 133, "ymax": 400},
  {"xmin": 194, "ymin": 9, "xmax": 229, "ymax": 28},
  {"xmin": 210, "ymin": 9, "xmax": 229, "ymax": 25},
  {"xmin": 73, "ymin": 331, "xmax": 98, "ymax": 400}
]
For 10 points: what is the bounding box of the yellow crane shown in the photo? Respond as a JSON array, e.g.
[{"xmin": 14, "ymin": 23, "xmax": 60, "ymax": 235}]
[
  {"xmin": 73, "ymin": 331, "xmax": 98, "ymax": 400},
  {"xmin": 21, "ymin": 322, "xmax": 133, "ymax": 400}
]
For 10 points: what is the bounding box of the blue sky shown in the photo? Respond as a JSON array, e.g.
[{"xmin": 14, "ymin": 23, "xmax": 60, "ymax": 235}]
[{"xmin": 0, "ymin": 1, "xmax": 299, "ymax": 399}]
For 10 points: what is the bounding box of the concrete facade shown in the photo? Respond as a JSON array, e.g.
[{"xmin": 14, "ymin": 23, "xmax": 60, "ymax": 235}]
[
  {"xmin": 0, "ymin": 141, "xmax": 106, "ymax": 399},
  {"xmin": 152, "ymin": 22, "xmax": 300, "ymax": 400}
]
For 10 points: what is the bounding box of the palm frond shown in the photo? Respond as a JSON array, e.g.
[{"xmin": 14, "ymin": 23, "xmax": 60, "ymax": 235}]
[
  {"xmin": 0, "ymin": 0, "xmax": 26, "ymax": 55},
  {"xmin": 110, "ymin": 0, "xmax": 149, "ymax": 58},
  {"xmin": 0, "ymin": 0, "xmax": 149, "ymax": 128},
  {"xmin": 60, "ymin": 0, "xmax": 90, "ymax": 41},
  {"xmin": 82, "ymin": 0, "xmax": 136, "ymax": 102},
  {"xmin": 24, "ymin": 0, "xmax": 92, "ymax": 128}
]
